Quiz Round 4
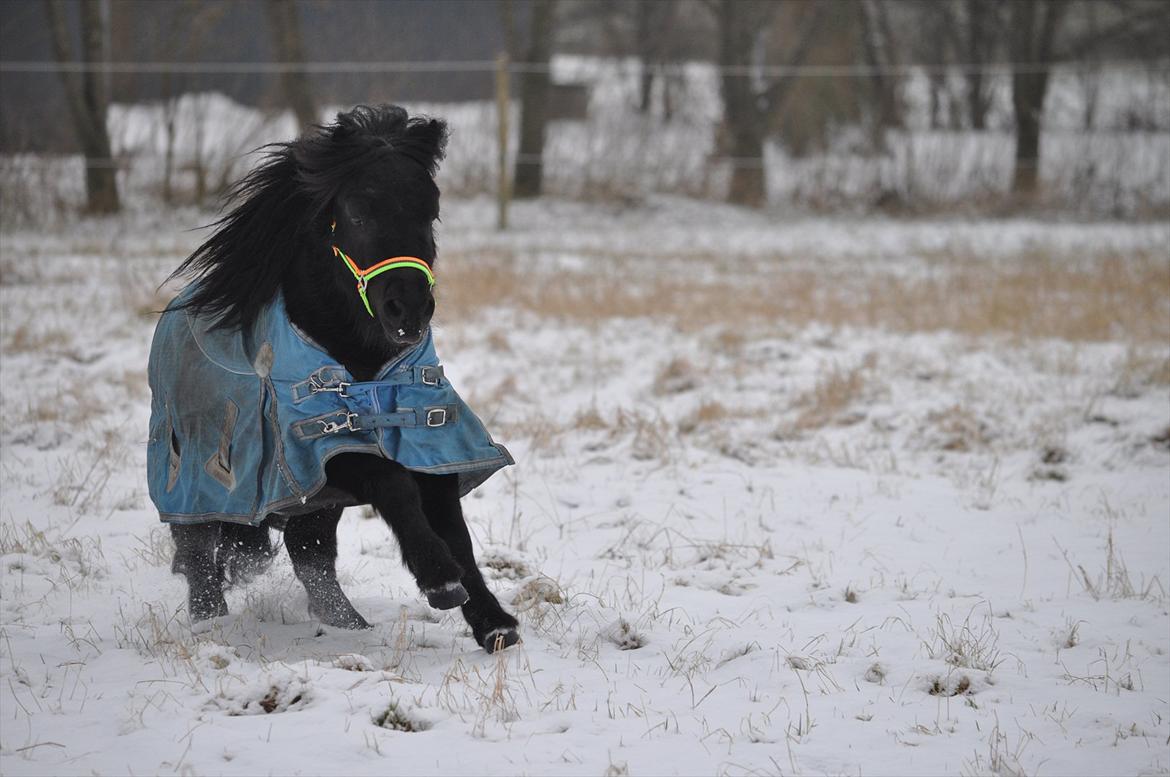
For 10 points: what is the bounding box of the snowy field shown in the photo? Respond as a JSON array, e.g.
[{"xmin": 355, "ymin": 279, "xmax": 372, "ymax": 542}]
[{"xmin": 1, "ymin": 198, "xmax": 1168, "ymax": 775}]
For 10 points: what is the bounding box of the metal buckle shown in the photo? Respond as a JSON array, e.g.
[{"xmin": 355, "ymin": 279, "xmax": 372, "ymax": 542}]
[
  {"xmin": 319, "ymin": 412, "xmax": 360, "ymax": 434},
  {"xmin": 310, "ymin": 374, "xmax": 350, "ymax": 397},
  {"xmin": 421, "ymin": 367, "xmax": 440, "ymax": 386},
  {"xmin": 425, "ymin": 407, "xmax": 447, "ymax": 427}
]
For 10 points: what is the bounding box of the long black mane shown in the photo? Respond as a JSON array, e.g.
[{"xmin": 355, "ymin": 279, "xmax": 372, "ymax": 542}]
[{"xmin": 169, "ymin": 105, "xmax": 447, "ymax": 332}]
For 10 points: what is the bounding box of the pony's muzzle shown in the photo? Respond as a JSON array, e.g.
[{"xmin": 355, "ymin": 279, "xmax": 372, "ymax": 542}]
[{"xmin": 367, "ymin": 276, "xmax": 433, "ymax": 346}]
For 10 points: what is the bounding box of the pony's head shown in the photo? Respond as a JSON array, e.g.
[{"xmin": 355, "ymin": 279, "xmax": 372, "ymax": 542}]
[{"xmin": 172, "ymin": 104, "xmax": 448, "ymax": 355}]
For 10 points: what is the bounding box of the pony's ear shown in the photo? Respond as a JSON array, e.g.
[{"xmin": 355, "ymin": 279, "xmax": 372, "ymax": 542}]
[{"xmin": 402, "ymin": 117, "xmax": 448, "ymax": 175}]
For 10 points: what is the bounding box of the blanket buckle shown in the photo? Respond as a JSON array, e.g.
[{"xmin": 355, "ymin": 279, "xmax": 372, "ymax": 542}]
[
  {"xmin": 310, "ymin": 374, "xmax": 351, "ymax": 397},
  {"xmin": 320, "ymin": 411, "xmax": 360, "ymax": 434}
]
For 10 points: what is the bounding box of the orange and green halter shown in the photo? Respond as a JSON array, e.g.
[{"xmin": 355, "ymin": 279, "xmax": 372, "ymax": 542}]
[{"xmin": 331, "ymin": 220, "xmax": 435, "ymax": 317}]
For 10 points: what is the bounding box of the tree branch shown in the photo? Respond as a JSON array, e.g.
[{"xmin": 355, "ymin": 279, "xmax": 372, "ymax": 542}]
[
  {"xmin": 759, "ymin": 0, "xmax": 827, "ymax": 116},
  {"xmin": 1057, "ymin": 4, "xmax": 1170, "ymax": 61},
  {"xmin": 43, "ymin": 0, "xmax": 98, "ymax": 143}
]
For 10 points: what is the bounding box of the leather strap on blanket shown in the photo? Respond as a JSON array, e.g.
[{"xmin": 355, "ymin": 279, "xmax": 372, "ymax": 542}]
[
  {"xmin": 293, "ymin": 403, "xmax": 460, "ymax": 440},
  {"xmin": 292, "ymin": 365, "xmax": 444, "ymax": 403}
]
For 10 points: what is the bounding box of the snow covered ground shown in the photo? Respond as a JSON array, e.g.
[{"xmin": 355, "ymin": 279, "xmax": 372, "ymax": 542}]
[{"xmin": 1, "ymin": 198, "xmax": 1168, "ymax": 775}]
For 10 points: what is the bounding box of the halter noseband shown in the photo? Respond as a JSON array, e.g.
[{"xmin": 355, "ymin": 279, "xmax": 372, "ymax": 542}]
[{"xmin": 331, "ymin": 220, "xmax": 435, "ymax": 317}]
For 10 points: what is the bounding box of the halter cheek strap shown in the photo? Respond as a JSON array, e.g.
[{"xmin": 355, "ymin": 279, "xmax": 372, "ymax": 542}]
[{"xmin": 330, "ymin": 220, "xmax": 436, "ymax": 317}]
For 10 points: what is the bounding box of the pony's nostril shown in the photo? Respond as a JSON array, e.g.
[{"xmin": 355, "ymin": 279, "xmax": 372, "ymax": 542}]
[{"xmin": 383, "ymin": 299, "xmax": 404, "ymax": 319}]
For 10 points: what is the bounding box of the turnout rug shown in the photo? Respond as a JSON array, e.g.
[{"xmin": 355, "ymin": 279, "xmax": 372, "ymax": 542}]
[{"xmin": 147, "ymin": 286, "xmax": 512, "ymax": 525}]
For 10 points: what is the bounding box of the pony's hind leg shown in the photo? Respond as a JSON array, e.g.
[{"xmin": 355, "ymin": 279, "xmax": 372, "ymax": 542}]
[
  {"xmin": 171, "ymin": 522, "xmax": 228, "ymax": 622},
  {"xmin": 284, "ymin": 508, "xmax": 371, "ymax": 629},
  {"xmin": 216, "ymin": 522, "xmax": 275, "ymax": 585},
  {"xmin": 415, "ymin": 473, "xmax": 520, "ymax": 653}
]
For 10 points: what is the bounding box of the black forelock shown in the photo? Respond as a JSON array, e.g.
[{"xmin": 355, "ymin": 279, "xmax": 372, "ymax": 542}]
[{"xmin": 292, "ymin": 105, "xmax": 448, "ymax": 215}]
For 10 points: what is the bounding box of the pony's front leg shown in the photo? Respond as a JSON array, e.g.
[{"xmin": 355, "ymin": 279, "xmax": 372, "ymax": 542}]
[
  {"xmin": 284, "ymin": 508, "xmax": 370, "ymax": 629},
  {"xmin": 171, "ymin": 522, "xmax": 227, "ymax": 622},
  {"xmin": 325, "ymin": 455, "xmax": 468, "ymax": 610},
  {"xmin": 415, "ymin": 473, "xmax": 520, "ymax": 653}
]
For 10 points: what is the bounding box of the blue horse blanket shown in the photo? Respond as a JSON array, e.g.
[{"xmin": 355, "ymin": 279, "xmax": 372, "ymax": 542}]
[{"xmin": 147, "ymin": 286, "xmax": 513, "ymax": 526}]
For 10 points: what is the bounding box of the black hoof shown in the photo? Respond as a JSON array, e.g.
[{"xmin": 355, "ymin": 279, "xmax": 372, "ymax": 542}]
[
  {"xmin": 424, "ymin": 582, "xmax": 470, "ymax": 610},
  {"xmin": 481, "ymin": 627, "xmax": 520, "ymax": 654}
]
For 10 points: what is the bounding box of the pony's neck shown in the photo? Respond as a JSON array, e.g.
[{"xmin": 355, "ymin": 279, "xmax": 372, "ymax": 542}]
[{"xmin": 281, "ymin": 254, "xmax": 406, "ymax": 382}]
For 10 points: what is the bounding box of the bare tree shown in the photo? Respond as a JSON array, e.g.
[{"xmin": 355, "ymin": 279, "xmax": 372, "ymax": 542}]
[
  {"xmin": 635, "ymin": 1, "xmax": 680, "ymax": 117},
  {"xmin": 858, "ymin": 0, "xmax": 903, "ymax": 150},
  {"xmin": 558, "ymin": 0, "xmax": 697, "ymax": 120},
  {"xmin": 1009, "ymin": 0, "xmax": 1068, "ymax": 196},
  {"xmin": 265, "ymin": 0, "xmax": 317, "ymax": 131},
  {"xmin": 1008, "ymin": 0, "xmax": 1169, "ymax": 196},
  {"xmin": 512, "ymin": 0, "xmax": 557, "ymax": 199},
  {"xmin": 44, "ymin": 0, "xmax": 120, "ymax": 213},
  {"xmin": 706, "ymin": 0, "xmax": 825, "ymax": 207},
  {"xmin": 137, "ymin": 0, "xmax": 229, "ymax": 204},
  {"xmin": 960, "ymin": 0, "xmax": 1003, "ymax": 131}
]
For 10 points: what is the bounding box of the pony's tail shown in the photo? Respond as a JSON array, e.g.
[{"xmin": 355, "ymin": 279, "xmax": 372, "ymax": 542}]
[{"xmin": 216, "ymin": 523, "xmax": 276, "ymax": 587}]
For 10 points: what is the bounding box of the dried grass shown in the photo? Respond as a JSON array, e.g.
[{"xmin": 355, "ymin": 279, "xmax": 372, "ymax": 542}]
[
  {"xmin": 786, "ymin": 358, "xmax": 875, "ymax": 433},
  {"xmin": 927, "ymin": 404, "xmax": 996, "ymax": 452},
  {"xmin": 437, "ymin": 246, "xmax": 1170, "ymax": 344},
  {"xmin": 1, "ymin": 323, "xmax": 72, "ymax": 354}
]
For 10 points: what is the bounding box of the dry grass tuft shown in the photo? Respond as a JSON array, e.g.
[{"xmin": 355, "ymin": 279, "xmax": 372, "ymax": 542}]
[
  {"xmin": 924, "ymin": 611, "xmax": 1004, "ymax": 673},
  {"xmin": 653, "ymin": 357, "xmax": 699, "ymax": 395},
  {"xmin": 1, "ymin": 322, "xmax": 72, "ymax": 354},
  {"xmin": 572, "ymin": 405, "xmax": 609, "ymax": 431},
  {"xmin": 678, "ymin": 400, "xmax": 728, "ymax": 434},
  {"xmin": 1058, "ymin": 528, "xmax": 1166, "ymax": 602},
  {"xmin": 485, "ymin": 329, "xmax": 512, "ymax": 352},
  {"xmin": 925, "ymin": 404, "xmax": 996, "ymax": 452},
  {"xmin": 1111, "ymin": 348, "xmax": 1170, "ymax": 398},
  {"xmin": 617, "ymin": 408, "xmax": 676, "ymax": 462},
  {"xmin": 783, "ymin": 357, "xmax": 876, "ymax": 434}
]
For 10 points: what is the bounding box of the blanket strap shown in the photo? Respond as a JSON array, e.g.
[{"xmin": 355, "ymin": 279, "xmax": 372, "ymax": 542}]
[
  {"xmin": 292, "ymin": 365, "xmax": 444, "ymax": 403},
  {"xmin": 293, "ymin": 404, "xmax": 460, "ymax": 440}
]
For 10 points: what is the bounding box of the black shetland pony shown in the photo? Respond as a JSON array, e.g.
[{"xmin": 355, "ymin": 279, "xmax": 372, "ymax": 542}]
[{"xmin": 166, "ymin": 105, "xmax": 519, "ymax": 653}]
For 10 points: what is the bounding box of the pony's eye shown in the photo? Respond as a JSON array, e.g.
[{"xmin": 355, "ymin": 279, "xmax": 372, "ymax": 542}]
[{"xmin": 350, "ymin": 216, "xmax": 364, "ymax": 226}]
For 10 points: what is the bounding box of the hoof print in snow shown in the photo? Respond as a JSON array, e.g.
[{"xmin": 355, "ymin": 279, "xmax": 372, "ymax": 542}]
[
  {"xmin": 334, "ymin": 653, "xmax": 374, "ymax": 672},
  {"xmin": 373, "ymin": 701, "xmax": 430, "ymax": 732},
  {"xmin": 480, "ymin": 546, "xmax": 535, "ymax": 580},
  {"xmin": 604, "ymin": 618, "xmax": 645, "ymax": 650},
  {"xmin": 210, "ymin": 671, "xmax": 310, "ymax": 716},
  {"xmin": 511, "ymin": 576, "xmax": 564, "ymax": 608},
  {"xmin": 927, "ymin": 674, "xmax": 972, "ymax": 697}
]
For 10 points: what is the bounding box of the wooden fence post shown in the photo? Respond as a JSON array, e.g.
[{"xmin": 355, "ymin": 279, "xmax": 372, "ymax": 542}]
[{"xmin": 495, "ymin": 53, "xmax": 510, "ymax": 231}]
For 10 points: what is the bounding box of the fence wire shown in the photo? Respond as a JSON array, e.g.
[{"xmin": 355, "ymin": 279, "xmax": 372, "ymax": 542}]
[{"xmin": 2, "ymin": 59, "xmax": 1168, "ymax": 76}]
